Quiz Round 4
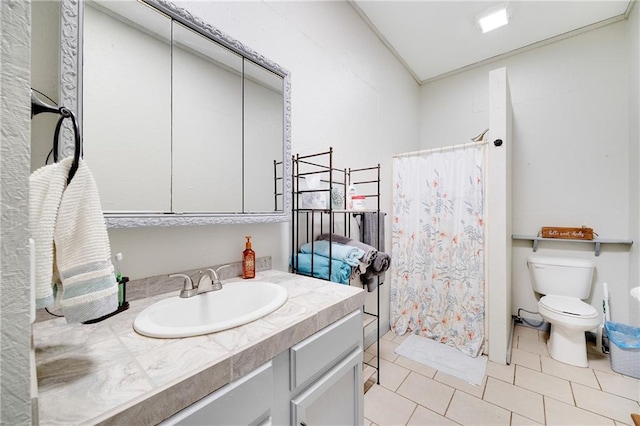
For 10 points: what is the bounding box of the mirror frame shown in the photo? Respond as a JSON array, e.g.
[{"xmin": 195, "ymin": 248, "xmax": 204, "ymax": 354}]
[{"xmin": 59, "ymin": 0, "xmax": 292, "ymax": 228}]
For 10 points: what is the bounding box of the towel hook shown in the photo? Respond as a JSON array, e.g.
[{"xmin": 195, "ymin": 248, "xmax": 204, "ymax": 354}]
[
  {"xmin": 52, "ymin": 107, "xmax": 82, "ymax": 184},
  {"xmin": 32, "ymin": 89, "xmax": 83, "ymax": 184}
]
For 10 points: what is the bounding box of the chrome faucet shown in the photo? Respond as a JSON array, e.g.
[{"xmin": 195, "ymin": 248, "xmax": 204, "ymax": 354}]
[
  {"xmin": 169, "ymin": 264, "xmax": 233, "ymax": 298},
  {"xmin": 168, "ymin": 273, "xmax": 198, "ymax": 298},
  {"xmin": 197, "ymin": 268, "xmax": 221, "ymax": 293}
]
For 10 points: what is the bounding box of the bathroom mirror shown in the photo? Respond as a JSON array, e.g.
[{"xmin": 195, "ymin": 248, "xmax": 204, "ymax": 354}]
[
  {"xmin": 59, "ymin": 0, "xmax": 291, "ymax": 227},
  {"xmin": 171, "ymin": 21, "xmax": 244, "ymax": 213}
]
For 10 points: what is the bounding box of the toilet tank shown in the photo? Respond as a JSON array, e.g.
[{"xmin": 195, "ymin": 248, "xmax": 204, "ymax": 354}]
[{"xmin": 527, "ymin": 255, "xmax": 595, "ymax": 299}]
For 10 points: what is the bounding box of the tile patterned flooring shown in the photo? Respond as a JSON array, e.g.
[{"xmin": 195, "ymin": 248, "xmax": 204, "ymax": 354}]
[{"xmin": 364, "ymin": 325, "xmax": 640, "ymax": 425}]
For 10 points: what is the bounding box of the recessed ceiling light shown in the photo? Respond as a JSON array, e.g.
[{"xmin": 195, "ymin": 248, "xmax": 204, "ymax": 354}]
[{"xmin": 477, "ymin": 6, "xmax": 510, "ymax": 33}]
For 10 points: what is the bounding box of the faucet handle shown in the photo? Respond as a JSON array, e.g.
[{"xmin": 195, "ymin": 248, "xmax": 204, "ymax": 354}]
[
  {"xmin": 214, "ymin": 264, "xmax": 233, "ymax": 275},
  {"xmin": 169, "ymin": 273, "xmax": 197, "ymax": 298}
]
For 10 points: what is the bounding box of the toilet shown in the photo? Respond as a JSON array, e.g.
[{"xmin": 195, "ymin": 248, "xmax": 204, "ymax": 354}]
[{"xmin": 527, "ymin": 255, "xmax": 600, "ymax": 367}]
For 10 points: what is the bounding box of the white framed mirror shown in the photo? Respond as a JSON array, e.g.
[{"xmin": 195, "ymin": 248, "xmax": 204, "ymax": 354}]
[{"xmin": 59, "ymin": 0, "xmax": 292, "ymax": 227}]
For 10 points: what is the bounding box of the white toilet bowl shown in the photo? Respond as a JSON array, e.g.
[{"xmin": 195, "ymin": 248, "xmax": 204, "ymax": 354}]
[{"xmin": 538, "ymin": 295, "xmax": 599, "ymax": 367}]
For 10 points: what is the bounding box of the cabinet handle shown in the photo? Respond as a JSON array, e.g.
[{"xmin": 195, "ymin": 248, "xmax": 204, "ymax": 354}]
[{"xmin": 300, "ymin": 423, "xmax": 307, "ymax": 426}]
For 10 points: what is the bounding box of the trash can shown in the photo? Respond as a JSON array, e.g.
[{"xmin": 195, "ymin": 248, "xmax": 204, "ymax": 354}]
[{"xmin": 605, "ymin": 321, "xmax": 640, "ymax": 379}]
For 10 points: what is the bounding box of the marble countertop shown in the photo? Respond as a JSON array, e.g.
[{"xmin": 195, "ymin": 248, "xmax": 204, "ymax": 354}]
[{"xmin": 33, "ymin": 270, "xmax": 365, "ymax": 425}]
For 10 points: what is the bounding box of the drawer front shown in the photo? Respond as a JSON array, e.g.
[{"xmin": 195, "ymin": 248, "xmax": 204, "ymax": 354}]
[
  {"xmin": 290, "ymin": 309, "xmax": 362, "ymax": 390},
  {"xmin": 291, "ymin": 348, "xmax": 363, "ymax": 426},
  {"xmin": 162, "ymin": 361, "xmax": 272, "ymax": 426}
]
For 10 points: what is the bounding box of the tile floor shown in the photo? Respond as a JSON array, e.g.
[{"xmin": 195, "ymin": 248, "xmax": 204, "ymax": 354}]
[{"xmin": 364, "ymin": 324, "xmax": 640, "ymax": 425}]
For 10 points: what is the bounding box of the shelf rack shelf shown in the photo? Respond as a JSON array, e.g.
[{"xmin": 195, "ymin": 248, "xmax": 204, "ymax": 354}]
[
  {"xmin": 290, "ymin": 147, "xmax": 382, "ymax": 386},
  {"xmin": 512, "ymin": 235, "xmax": 633, "ymax": 256}
]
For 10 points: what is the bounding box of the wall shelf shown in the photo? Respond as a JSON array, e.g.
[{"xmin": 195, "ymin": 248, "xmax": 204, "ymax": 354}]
[{"xmin": 512, "ymin": 235, "xmax": 633, "ymax": 256}]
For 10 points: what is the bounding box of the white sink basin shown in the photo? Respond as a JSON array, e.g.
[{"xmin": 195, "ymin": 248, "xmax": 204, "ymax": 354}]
[{"xmin": 133, "ymin": 281, "xmax": 288, "ymax": 338}]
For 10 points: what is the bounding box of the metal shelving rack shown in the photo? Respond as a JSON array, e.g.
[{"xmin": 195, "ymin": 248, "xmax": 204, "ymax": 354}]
[{"xmin": 290, "ymin": 147, "xmax": 382, "ymax": 386}]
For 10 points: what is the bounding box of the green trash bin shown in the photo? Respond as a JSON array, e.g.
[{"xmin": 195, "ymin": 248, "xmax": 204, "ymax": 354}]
[{"xmin": 605, "ymin": 321, "xmax": 640, "ymax": 379}]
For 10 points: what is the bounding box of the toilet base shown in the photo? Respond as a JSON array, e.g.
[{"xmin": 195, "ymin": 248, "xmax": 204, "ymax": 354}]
[{"xmin": 547, "ymin": 325, "xmax": 589, "ymax": 367}]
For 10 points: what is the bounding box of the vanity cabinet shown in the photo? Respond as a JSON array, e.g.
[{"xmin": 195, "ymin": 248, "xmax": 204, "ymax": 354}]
[
  {"xmin": 163, "ymin": 309, "xmax": 364, "ymax": 426},
  {"xmin": 160, "ymin": 362, "xmax": 273, "ymax": 426},
  {"xmin": 289, "ymin": 310, "xmax": 363, "ymax": 425},
  {"xmin": 291, "ymin": 348, "xmax": 362, "ymax": 425},
  {"xmin": 273, "ymin": 309, "xmax": 364, "ymax": 425}
]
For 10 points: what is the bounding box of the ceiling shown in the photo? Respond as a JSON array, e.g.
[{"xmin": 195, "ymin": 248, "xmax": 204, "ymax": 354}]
[{"xmin": 351, "ymin": 1, "xmax": 633, "ymax": 83}]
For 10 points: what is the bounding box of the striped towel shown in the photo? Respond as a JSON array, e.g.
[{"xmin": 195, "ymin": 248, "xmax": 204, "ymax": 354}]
[
  {"xmin": 30, "ymin": 158, "xmax": 118, "ymax": 323},
  {"xmin": 30, "ymin": 159, "xmax": 69, "ymax": 309}
]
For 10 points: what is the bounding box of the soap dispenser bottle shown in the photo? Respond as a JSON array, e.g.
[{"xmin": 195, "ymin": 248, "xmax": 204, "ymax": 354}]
[{"xmin": 242, "ymin": 236, "xmax": 255, "ymax": 279}]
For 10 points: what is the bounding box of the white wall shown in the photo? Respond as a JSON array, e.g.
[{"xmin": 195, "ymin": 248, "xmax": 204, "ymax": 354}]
[
  {"xmin": 2, "ymin": 0, "xmax": 32, "ymax": 422},
  {"xmin": 420, "ymin": 22, "xmax": 634, "ymax": 324},
  {"xmin": 31, "ymin": 1, "xmax": 420, "ymax": 332},
  {"xmin": 628, "ymin": 2, "xmax": 640, "ymax": 326},
  {"xmin": 486, "ymin": 68, "xmax": 514, "ymax": 363}
]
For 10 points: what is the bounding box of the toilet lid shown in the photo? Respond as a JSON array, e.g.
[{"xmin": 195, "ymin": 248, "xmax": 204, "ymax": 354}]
[{"xmin": 540, "ymin": 295, "xmax": 598, "ymax": 318}]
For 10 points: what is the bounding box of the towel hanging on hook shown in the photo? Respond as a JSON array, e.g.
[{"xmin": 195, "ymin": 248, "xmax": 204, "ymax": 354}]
[{"xmin": 31, "ymin": 89, "xmax": 83, "ymax": 184}]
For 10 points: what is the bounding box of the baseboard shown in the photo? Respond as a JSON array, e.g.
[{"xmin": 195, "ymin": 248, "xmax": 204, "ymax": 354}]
[{"xmin": 364, "ymin": 320, "xmax": 390, "ymax": 349}]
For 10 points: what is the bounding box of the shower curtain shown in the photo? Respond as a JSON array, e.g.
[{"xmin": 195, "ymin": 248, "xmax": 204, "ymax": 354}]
[{"xmin": 390, "ymin": 146, "xmax": 485, "ymax": 357}]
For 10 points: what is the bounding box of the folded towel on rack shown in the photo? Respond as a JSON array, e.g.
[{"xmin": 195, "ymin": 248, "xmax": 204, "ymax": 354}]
[
  {"xmin": 290, "ymin": 253, "xmax": 351, "ymax": 284},
  {"xmin": 30, "ymin": 158, "xmax": 119, "ymax": 323},
  {"xmin": 350, "ymin": 261, "xmax": 366, "ymax": 280},
  {"xmin": 300, "ymin": 240, "xmax": 365, "ymax": 267},
  {"xmin": 372, "ymin": 252, "xmax": 390, "ymax": 274},
  {"xmin": 316, "ymin": 232, "xmax": 388, "ymax": 292},
  {"xmin": 360, "ymin": 252, "xmax": 390, "ymax": 292},
  {"xmin": 316, "ymin": 233, "xmax": 377, "ymax": 266},
  {"xmin": 356, "ymin": 212, "xmax": 388, "ymax": 291}
]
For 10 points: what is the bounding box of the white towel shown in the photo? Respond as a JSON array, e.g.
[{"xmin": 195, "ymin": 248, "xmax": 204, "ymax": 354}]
[
  {"xmin": 29, "ymin": 158, "xmax": 118, "ymax": 322},
  {"xmin": 30, "ymin": 159, "xmax": 70, "ymax": 309}
]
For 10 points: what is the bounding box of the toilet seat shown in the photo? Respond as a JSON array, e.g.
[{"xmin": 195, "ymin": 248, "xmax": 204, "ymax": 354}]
[{"xmin": 539, "ymin": 295, "xmax": 598, "ymax": 318}]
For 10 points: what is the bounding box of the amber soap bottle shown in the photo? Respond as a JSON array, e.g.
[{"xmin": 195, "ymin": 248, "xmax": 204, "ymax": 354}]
[{"xmin": 242, "ymin": 236, "xmax": 255, "ymax": 279}]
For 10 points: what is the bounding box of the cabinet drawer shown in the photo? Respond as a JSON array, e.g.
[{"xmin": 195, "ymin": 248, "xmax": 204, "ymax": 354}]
[
  {"xmin": 162, "ymin": 361, "xmax": 272, "ymax": 426},
  {"xmin": 291, "ymin": 348, "xmax": 363, "ymax": 426},
  {"xmin": 290, "ymin": 309, "xmax": 362, "ymax": 390}
]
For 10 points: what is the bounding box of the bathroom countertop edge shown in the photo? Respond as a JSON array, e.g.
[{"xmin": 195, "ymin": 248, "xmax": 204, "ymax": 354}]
[{"xmin": 33, "ymin": 270, "xmax": 365, "ymax": 425}]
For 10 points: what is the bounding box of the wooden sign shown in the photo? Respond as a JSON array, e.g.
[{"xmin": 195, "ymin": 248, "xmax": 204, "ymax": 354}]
[{"xmin": 541, "ymin": 227, "xmax": 594, "ymax": 240}]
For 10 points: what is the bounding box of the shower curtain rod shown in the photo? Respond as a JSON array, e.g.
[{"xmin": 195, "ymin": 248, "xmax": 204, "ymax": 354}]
[{"xmin": 393, "ymin": 140, "xmax": 488, "ymax": 158}]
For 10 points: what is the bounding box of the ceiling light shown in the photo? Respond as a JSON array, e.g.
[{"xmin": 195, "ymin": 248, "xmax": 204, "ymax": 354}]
[{"xmin": 477, "ymin": 6, "xmax": 509, "ymax": 33}]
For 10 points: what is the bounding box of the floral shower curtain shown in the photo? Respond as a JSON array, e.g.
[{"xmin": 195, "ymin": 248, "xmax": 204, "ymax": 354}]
[{"xmin": 390, "ymin": 146, "xmax": 485, "ymax": 357}]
